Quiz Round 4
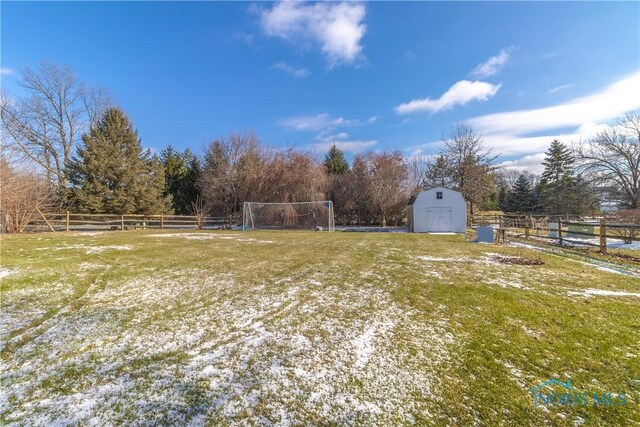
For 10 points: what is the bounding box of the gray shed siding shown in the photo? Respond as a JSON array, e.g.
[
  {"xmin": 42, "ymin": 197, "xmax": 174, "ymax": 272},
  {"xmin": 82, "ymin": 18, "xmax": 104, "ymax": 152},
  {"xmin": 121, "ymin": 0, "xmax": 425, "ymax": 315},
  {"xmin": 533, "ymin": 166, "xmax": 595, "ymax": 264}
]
[{"xmin": 408, "ymin": 188, "xmax": 467, "ymax": 233}]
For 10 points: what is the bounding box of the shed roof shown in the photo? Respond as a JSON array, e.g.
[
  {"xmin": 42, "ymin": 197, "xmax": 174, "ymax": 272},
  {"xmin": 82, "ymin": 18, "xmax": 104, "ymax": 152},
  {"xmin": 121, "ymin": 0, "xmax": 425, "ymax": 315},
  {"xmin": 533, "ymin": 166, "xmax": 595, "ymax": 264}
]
[{"xmin": 407, "ymin": 187, "xmax": 460, "ymax": 205}]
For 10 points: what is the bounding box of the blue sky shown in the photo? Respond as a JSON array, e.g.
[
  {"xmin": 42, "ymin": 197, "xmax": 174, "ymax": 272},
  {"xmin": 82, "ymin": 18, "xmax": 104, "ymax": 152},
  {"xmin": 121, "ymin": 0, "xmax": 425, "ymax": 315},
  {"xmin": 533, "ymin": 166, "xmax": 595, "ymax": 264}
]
[{"xmin": 2, "ymin": 1, "xmax": 639, "ymax": 173}]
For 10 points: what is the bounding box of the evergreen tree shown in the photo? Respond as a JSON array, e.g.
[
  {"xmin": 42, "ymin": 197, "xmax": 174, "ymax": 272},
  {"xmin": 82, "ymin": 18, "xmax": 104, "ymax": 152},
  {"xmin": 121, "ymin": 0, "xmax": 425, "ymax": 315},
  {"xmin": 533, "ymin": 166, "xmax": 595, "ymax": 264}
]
[
  {"xmin": 70, "ymin": 108, "xmax": 172, "ymax": 214},
  {"xmin": 497, "ymin": 186, "xmax": 509, "ymax": 212},
  {"xmin": 569, "ymin": 174, "xmax": 600, "ymax": 215},
  {"xmin": 539, "ymin": 140, "xmax": 575, "ymax": 215},
  {"xmin": 184, "ymin": 150, "xmax": 202, "ymax": 210},
  {"xmin": 506, "ymin": 174, "xmax": 536, "ymax": 213},
  {"xmin": 424, "ymin": 155, "xmax": 452, "ymax": 188},
  {"xmin": 324, "ymin": 144, "xmax": 349, "ymax": 175},
  {"xmin": 161, "ymin": 146, "xmax": 201, "ymax": 214}
]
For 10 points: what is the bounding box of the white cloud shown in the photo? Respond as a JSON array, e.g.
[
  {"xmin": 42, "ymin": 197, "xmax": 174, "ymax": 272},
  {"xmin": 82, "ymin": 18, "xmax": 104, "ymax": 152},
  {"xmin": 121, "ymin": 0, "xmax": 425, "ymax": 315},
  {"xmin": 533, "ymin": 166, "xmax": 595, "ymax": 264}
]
[
  {"xmin": 499, "ymin": 153, "xmax": 547, "ymax": 175},
  {"xmin": 469, "ymin": 72, "xmax": 640, "ymax": 136},
  {"xmin": 471, "ymin": 47, "xmax": 515, "ymax": 78},
  {"xmin": 280, "ymin": 112, "xmax": 377, "ymax": 153},
  {"xmin": 462, "ymin": 71, "xmax": 640, "ymax": 166},
  {"xmin": 279, "ymin": 113, "xmax": 366, "ymax": 131},
  {"xmin": 395, "ymin": 80, "xmax": 501, "ymax": 114},
  {"xmin": 259, "ymin": 1, "xmax": 366, "ymax": 67},
  {"xmin": 313, "ymin": 128, "xmax": 378, "ymax": 153},
  {"xmin": 311, "ymin": 139, "xmax": 378, "ymax": 154},
  {"xmin": 547, "ymin": 83, "xmax": 574, "ymax": 94},
  {"xmin": 1, "ymin": 68, "xmax": 15, "ymax": 76},
  {"xmin": 317, "ymin": 131, "xmax": 349, "ymax": 141},
  {"xmin": 271, "ymin": 62, "xmax": 311, "ymax": 78}
]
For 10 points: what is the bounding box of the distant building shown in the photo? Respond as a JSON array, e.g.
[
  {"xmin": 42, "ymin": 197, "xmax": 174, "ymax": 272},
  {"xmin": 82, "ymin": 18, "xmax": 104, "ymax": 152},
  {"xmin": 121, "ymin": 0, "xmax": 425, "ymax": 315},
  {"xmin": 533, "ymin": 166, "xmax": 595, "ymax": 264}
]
[
  {"xmin": 595, "ymin": 186, "xmax": 619, "ymax": 213},
  {"xmin": 407, "ymin": 187, "xmax": 467, "ymax": 233}
]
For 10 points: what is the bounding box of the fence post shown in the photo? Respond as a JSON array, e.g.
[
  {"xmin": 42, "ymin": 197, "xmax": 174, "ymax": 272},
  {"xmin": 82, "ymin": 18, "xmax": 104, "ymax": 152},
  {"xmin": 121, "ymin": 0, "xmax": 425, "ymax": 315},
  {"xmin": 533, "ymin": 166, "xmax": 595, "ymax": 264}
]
[
  {"xmin": 558, "ymin": 218, "xmax": 563, "ymax": 246},
  {"xmin": 66, "ymin": 211, "xmax": 70, "ymax": 232},
  {"xmin": 600, "ymin": 217, "xmax": 607, "ymax": 254},
  {"xmin": 121, "ymin": 214, "xmax": 125, "ymax": 231},
  {"xmin": 525, "ymin": 225, "xmax": 530, "ymax": 239},
  {"xmin": 161, "ymin": 213, "xmax": 164, "ymax": 230}
]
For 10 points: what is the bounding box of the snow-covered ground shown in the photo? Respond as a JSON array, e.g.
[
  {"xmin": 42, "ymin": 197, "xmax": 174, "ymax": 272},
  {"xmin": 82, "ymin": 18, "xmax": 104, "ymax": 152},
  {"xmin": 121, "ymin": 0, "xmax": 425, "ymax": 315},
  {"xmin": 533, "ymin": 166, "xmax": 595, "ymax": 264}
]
[
  {"xmin": 1, "ymin": 259, "xmax": 454, "ymax": 425},
  {"xmin": 560, "ymin": 236, "xmax": 640, "ymax": 250},
  {"xmin": 2, "ymin": 230, "xmax": 638, "ymax": 425}
]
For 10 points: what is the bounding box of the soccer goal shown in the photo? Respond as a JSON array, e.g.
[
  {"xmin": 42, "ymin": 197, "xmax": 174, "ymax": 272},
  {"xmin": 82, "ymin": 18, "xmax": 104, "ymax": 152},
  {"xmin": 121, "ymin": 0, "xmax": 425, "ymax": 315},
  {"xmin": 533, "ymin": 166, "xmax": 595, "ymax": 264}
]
[{"xmin": 243, "ymin": 201, "xmax": 335, "ymax": 231}]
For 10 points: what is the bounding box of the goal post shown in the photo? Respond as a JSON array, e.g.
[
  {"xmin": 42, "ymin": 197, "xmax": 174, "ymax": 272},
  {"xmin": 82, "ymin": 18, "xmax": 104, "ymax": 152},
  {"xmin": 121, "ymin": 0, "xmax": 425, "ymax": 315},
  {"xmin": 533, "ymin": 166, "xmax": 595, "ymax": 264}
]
[{"xmin": 242, "ymin": 201, "xmax": 335, "ymax": 231}]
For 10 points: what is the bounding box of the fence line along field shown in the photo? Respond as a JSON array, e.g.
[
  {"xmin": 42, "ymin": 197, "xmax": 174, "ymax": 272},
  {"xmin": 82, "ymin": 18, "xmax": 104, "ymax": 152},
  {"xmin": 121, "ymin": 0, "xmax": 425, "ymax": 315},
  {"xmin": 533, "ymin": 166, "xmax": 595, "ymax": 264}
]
[{"xmin": 1, "ymin": 230, "xmax": 639, "ymax": 426}]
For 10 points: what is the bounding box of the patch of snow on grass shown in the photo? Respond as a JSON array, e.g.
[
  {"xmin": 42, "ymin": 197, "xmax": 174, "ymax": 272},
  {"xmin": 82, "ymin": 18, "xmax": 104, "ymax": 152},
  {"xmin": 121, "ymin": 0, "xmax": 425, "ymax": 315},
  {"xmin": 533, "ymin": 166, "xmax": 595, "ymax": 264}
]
[
  {"xmin": 568, "ymin": 289, "xmax": 640, "ymax": 298},
  {"xmin": 352, "ymin": 319, "xmax": 395, "ymax": 370},
  {"xmin": 48, "ymin": 244, "xmax": 132, "ymax": 254},
  {"xmin": 0, "ymin": 269, "xmax": 14, "ymax": 279},
  {"xmin": 418, "ymin": 255, "xmax": 502, "ymax": 266},
  {"xmin": 578, "ymin": 262, "xmax": 631, "ymax": 276},
  {"xmin": 501, "ymin": 360, "xmax": 526, "ymax": 388},
  {"xmin": 483, "ymin": 278, "xmax": 526, "ymax": 289},
  {"xmin": 1, "ymin": 268, "xmax": 456, "ymax": 425},
  {"xmin": 418, "ymin": 256, "xmax": 468, "ymax": 262},
  {"xmin": 147, "ymin": 233, "xmax": 240, "ymax": 240},
  {"xmin": 521, "ymin": 325, "xmax": 541, "ymax": 338},
  {"xmin": 146, "ymin": 233, "xmax": 274, "ymax": 243}
]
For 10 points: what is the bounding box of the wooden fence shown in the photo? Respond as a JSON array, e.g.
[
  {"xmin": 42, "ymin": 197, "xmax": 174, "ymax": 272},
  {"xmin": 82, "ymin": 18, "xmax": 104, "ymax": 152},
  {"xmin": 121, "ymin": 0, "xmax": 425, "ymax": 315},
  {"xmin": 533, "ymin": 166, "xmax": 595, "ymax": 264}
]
[
  {"xmin": 19, "ymin": 211, "xmax": 231, "ymax": 233},
  {"xmin": 470, "ymin": 213, "xmax": 640, "ymax": 254}
]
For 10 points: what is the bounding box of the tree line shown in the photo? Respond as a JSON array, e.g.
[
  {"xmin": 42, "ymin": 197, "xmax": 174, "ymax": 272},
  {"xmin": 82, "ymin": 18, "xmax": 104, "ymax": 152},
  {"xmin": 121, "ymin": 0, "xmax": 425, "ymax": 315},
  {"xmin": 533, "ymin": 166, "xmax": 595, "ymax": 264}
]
[{"xmin": 2, "ymin": 62, "xmax": 639, "ymax": 231}]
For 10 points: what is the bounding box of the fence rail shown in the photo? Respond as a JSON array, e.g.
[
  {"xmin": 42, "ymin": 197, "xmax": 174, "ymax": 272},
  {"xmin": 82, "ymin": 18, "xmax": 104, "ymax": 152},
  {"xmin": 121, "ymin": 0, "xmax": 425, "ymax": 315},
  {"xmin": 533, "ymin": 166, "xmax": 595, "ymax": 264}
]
[
  {"xmin": 15, "ymin": 211, "xmax": 231, "ymax": 233},
  {"xmin": 470, "ymin": 213, "xmax": 640, "ymax": 254}
]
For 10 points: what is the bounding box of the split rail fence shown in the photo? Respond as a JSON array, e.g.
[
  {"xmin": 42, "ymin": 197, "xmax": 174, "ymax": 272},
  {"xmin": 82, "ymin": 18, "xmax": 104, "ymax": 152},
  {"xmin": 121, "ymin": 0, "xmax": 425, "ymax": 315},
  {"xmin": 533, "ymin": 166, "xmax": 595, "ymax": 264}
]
[
  {"xmin": 470, "ymin": 213, "xmax": 640, "ymax": 254},
  {"xmin": 14, "ymin": 211, "xmax": 231, "ymax": 233}
]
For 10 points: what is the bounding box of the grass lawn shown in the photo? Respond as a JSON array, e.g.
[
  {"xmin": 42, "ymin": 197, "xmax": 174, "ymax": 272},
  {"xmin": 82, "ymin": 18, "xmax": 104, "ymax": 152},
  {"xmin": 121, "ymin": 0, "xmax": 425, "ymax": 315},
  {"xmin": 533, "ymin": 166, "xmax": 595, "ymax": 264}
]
[{"xmin": 1, "ymin": 230, "xmax": 639, "ymax": 426}]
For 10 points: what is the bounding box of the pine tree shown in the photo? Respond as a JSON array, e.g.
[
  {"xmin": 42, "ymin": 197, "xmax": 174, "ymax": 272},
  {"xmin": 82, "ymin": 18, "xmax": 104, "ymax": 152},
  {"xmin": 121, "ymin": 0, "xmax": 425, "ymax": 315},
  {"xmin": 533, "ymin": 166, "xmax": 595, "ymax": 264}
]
[
  {"xmin": 506, "ymin": 174, "xmax": 536, "ymax": 213},
  {"xmin": 539, "ymin": 140, "xmax": 575, "ymax": 215},
  {"xmin": 70, "ymin": 108, "xmax": 172, "ymax": 214},
  {"xmin": 424, "ymin": 155, "xmax": 452, "ymax": 188},
  {"xmin": 569, "ymin": 174, "xmax": 600, "ymax": 215},
  {"xmin": 183, "ymin": 150, "xmax": 202, "ymax": 211},
  {"xmin": 324, "ymin": 144, "xmax": 349, "ymax": 175},
  {"xmin": 161, "ymin": 146, "xmax": 201, "ymax": 214},
  {"xmin": 498, "ymin": 186, "xmax": 509, "ymax": 212}
]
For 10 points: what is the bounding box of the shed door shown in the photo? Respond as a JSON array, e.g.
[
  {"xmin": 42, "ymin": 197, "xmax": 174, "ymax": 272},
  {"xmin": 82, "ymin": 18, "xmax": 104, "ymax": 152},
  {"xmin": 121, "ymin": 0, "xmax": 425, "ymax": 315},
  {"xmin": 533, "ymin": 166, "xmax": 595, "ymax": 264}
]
[{"xmin": 427, "ymin": 208, "xmax": 452, "ymax": 232}]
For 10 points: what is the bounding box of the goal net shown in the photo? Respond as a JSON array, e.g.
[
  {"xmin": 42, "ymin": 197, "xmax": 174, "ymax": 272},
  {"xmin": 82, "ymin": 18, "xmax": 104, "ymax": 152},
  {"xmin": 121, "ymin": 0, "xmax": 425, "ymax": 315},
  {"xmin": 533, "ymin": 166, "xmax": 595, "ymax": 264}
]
[{"xmin": 243, "ymin": 201, "xmax": 335, "ymax": 231}]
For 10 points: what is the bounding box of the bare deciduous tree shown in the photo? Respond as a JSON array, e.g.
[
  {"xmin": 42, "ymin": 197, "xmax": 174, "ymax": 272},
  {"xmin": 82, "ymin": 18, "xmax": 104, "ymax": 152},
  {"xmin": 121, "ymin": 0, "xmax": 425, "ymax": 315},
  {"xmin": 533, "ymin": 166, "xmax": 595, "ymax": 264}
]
[
  {"xmin": 576, "ymin": 112, "xmax": 640, "ymax": 209},
  {"xmin": 440, "ymin": 123, "xmax": 499, "ymax": 214},
  {"xmin": 188, "ymin": 195, "xmax": 211, "ymax": 229},
  {"xmin": 1, "ymin": 62, "xmax": 111, "ymax": 195},
  {"xmin": 368, "ymin": 151, "xmax": 409, "ymax": 226},
  {"xmin": 0, "ymin": 158, "xmax": 57, "ymax": 233},
  {"xmin": 199, "ymin": 131, "xmax": 264, "ymax": 218},
  {"xmin": 407, "ymin": 154, "xmax": 432, "ymax": 194},
  {"xmin": 259, "ymin": 149, "xmax": 329, "ymax": 203},
  {"xmin": 608, "ymin": 210, "xmax": 640, "ymax": 244}
]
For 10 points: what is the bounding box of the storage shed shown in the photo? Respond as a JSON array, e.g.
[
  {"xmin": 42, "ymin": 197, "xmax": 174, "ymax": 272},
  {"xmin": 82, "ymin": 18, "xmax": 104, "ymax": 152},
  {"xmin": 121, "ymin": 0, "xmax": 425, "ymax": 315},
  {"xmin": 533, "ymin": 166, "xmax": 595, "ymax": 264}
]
[{"xmin": 407, "ymin": 187, "xmax": 467, "ymax": 233}]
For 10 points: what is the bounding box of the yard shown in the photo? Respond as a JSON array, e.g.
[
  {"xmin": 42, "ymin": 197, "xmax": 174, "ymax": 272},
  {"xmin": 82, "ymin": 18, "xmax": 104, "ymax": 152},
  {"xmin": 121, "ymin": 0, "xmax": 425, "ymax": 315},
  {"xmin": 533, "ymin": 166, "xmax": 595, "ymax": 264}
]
[{"xmin": 1, "ymin": 230, "xmax": 639, "ymax": 426}]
